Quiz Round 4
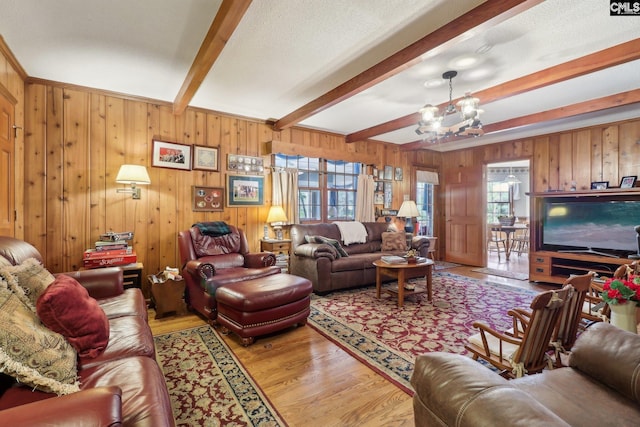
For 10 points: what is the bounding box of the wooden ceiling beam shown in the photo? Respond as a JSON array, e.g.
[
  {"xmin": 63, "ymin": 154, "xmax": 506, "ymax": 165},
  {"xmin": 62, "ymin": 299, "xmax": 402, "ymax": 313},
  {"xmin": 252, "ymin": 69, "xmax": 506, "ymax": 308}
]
[
  {"xmin": 351, "ymin": 38, "xmax": 640, "ymax": 143},
  {"xmin": 401, "ymin": 89, "xmax": 640, "ymax": 151},
  {"xmin": 271, "ymin": 0, "xmax": 542, "ymax": 131},
  {"xmin": 173, "ymin": 0, "xmax": 252, "ymax": 115}
]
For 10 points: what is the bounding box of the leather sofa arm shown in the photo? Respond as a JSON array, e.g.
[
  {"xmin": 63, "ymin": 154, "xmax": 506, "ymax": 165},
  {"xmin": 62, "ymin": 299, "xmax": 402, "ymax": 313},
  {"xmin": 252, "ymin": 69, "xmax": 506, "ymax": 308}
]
[
  {"xmin": 184, "ymin": 259, "xmax": 205, "ymax": 277},
  {"xmin": 244, "ymin": 252, "xmax": 276, "ymax": 268},
  {"xmin": 294, "ymin": 243, "xmax": 337, "ymax": 260},
  {"xmin": 1, "ymin": 386, "xmax": 122, "ymax": 427},
  {"xmin": 410, "ymin": 236, "xmax": 430, "ymax": 258},
  {"xmin": 411, "ymin": 353, "xmax": 569, "ymax": 427},
  {"xmin": 570, "ymin": 322, "xmax": 640, "ymax": 405},
  {"xmin": 56, "ymin": 267, "xmax": 124, "ymax": 300}
]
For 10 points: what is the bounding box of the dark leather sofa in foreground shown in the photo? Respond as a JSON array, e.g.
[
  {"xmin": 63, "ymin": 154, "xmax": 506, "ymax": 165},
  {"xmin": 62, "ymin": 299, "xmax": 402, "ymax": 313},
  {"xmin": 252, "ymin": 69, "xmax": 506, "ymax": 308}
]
[
  {"xmin": 0, "ymin": 236, "xmax": 174, "ymax": 427},
  {"xmin": 290, "ymin": 222, "xmax": 430, "ymax": 294},
  {"xmin": 411, "ymin": 322, "xmax": 640, "ymax": 426}
]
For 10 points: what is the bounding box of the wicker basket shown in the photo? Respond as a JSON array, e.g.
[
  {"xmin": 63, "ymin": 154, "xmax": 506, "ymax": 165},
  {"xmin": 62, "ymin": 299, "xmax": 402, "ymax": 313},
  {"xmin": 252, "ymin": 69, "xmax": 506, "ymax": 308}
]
[{"xmin": 498, "ymin": 216, "xmax": 516, "ymax": 226}]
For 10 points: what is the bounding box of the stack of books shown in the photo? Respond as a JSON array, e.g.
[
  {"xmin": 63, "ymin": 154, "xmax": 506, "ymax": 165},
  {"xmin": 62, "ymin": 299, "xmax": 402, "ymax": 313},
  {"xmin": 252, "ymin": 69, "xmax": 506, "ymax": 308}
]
[
  {"xmin": 275, "ymin": 253, "xmax": 289, "ymax": 273},
  {"xmin": 380, "ymin": 255, "xmax": 407, "ymax": 264},
  {"xmin": 83, "ymin": 231, "xmax": 137, "ymax": 268}
]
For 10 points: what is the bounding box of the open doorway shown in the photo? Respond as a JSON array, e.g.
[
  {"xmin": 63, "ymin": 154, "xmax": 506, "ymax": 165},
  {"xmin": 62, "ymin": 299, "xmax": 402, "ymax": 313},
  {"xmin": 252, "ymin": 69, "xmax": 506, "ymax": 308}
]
[{"xmin": 486, "ymin": 160, "xmax": 530, "ymax": 274}]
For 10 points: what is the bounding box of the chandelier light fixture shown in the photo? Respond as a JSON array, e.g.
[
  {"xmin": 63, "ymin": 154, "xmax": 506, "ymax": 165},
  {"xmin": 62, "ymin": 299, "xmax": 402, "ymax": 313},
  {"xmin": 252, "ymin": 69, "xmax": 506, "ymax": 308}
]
[{"xmin": 416, "ymin": 70, "xmax": 484, "ymax": 142}]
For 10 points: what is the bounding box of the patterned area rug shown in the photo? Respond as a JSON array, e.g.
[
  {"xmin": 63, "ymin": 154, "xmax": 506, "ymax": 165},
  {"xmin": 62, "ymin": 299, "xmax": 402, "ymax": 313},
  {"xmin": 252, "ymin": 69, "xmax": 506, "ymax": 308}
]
[
  {"xmin": 308, "ymin": 272, "xmax": 536, "ymax": 393},
  {"xmin": 471, "ymin": 267, "xmax": 529, "ymax": 280},
  {"xmin": 154, "ymin": 325, "xmax": 286, "ymax": 427}
]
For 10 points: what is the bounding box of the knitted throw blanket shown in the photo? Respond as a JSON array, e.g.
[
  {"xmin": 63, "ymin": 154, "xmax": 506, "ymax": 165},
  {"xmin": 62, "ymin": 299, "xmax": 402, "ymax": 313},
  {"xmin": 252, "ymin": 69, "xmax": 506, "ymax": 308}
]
[{"xmin": 193, "ymin": 221, "xmax": 231, "ymax": 237}]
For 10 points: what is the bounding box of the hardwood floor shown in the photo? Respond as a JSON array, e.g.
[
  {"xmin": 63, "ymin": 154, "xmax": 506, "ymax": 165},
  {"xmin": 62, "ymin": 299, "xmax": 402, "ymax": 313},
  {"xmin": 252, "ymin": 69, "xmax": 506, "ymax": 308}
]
[{"xmin": 149, "ymin": 255, "xmax": 556, "ymax": 426}]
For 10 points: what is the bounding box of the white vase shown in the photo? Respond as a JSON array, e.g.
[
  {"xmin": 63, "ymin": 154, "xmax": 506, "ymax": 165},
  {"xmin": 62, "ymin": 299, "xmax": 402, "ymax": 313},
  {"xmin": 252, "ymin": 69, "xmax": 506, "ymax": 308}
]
[{"xmin": 609, "ymin": 303, "xmax": 638, "ymax": 333}]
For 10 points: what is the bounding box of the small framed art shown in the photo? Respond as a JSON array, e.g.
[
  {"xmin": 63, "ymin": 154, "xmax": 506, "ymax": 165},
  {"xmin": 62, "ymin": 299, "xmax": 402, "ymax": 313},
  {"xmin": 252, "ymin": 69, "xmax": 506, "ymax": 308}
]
[
  {"xmin": 192, "ymin": 186, "xmax": 224, "ymax": 212},
  {"xmin": 193, "ymin": 145, "xmax": 219, "ymax": 171},
  {"xmin": 227, "ymin": 175, "xmax": 264, "ymax": 206},
  {"xmin": 620, "ymin": 176, "xmax": 637, "ymax": 189},
  {"xmin": 374, "ymin": 192, "xmax": 384, "ymax": 205},
  {"xmin": 590, "ymin": 181, "xmax": 609, "ymax": 190},
  {"xmin": 384, "ymin": 165, "xmax": 393, "ymax": 181},
  {"xmin": 395, "ymin": 167, "xmax": 403, "ymax": 181},
  {"xmin": 152, "ymin": 139, "xmax": 192, "ymax": 170}
]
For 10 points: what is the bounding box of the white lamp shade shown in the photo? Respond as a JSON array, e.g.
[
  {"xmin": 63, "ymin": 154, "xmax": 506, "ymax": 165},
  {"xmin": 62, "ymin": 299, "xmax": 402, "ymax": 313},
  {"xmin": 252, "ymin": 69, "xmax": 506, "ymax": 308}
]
[
  {"xmin": 397, "ymin": 200, "xmax": 420, "ymax": 217},
  {"xmin": 116, "ymin": 164, "xmax": 151, "ymax": 185},
  {"xmin": 266, "ymin": 205, "xmax": 288, "ymax": 224}
]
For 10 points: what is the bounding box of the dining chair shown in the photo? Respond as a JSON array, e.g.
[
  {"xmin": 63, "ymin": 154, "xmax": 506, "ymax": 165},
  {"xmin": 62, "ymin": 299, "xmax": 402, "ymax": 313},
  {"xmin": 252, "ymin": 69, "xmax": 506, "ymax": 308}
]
[
  {"xmin": 466, "ymin": 286, "xmax": 569, "ymax": 378},
  {"xmin": 511, "ymin": 225, "xmax": 529, "ymax": 256},
  {"xmin": 487, "ymin": 224, "xmax": 506, "ymax": 260}
]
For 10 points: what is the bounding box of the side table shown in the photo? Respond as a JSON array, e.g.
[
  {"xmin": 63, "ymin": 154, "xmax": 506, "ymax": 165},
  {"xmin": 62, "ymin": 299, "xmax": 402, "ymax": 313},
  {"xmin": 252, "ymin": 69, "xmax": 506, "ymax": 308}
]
[
  {"xmin": 149, "ymin": 276, "xmax": 187, "ymax": 319},
  {"xmin": 260, "ymin": 239, "xmax": 291, "ymax": 273}
]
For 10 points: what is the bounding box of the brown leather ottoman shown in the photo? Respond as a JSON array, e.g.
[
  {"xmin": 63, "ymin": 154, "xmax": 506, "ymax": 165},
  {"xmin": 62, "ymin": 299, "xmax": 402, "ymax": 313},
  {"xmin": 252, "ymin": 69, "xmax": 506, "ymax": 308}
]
[{"xmin": 215, "ymin": 274, "xmax": 313, "ymax": 345}]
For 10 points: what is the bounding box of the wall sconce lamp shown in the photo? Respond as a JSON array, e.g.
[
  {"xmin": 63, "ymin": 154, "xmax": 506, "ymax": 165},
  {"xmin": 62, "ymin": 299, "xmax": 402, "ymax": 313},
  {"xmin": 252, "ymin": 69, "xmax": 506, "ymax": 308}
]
[
  {"xmin": 266, "ymin": 205, "xmax": 288, "ymax": 240},
  {"xmin": 397, "ymin": 200, "xmax": 420, "ymax": 233},
  {"xmin": 116, "ymin": 164, "xmax": 151, "ymax": 199}
]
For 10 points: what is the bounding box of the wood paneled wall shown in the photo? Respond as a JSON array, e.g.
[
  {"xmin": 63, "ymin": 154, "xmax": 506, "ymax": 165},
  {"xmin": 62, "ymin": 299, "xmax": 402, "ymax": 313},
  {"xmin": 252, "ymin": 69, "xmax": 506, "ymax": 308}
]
[
  {"xmin": 20, "ymin": 82, "xmax": 414, "ymax": 277},
  {"xmin": 438, "ymin": 121, "xmax": 640, "ymax": 194}
]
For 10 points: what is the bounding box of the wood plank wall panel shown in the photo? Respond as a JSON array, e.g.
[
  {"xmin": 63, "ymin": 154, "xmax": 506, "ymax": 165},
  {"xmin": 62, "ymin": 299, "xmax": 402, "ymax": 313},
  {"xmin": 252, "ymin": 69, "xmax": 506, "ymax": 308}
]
[{"xmin": 15, "ymin": 77, "xmax": 640, "ymax": 276}]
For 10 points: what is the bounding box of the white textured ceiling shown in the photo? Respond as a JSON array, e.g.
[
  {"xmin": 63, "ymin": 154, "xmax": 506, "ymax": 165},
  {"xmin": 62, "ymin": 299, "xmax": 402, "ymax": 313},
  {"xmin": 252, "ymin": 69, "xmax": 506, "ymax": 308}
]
[{"xmin": 1, "ymin": 0, "xmax": 639, "ymax": 152}]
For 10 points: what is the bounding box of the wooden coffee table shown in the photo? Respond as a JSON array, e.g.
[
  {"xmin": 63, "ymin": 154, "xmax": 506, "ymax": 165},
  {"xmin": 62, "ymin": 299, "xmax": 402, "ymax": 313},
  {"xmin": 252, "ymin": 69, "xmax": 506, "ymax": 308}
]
[{"xmin": 373, "ymin": 258, "xmax": 434, "ymax": 307}]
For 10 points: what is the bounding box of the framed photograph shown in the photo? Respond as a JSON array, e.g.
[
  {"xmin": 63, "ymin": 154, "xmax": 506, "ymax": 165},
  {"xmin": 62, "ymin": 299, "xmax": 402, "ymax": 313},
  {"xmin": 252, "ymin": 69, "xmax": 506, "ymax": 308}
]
[
  {"xmin": 192, "ymin": 186, "xmax": 224, "ymax": 212},
  {"xmin": 620, "ymin": 176, "xmax": 637, "ymax": 189},
  {"xmin": 192, "ymin": 145, "xmax": 219, "ymax": 171},
  {"xmin": 374, "ymin": 192, "xmax": 384, "ymax": 205},
  {"xmin": 395, "ymin": 167, "xmax": 403, "ymax": 181},
  {"xmin": 378, "ymin": 169, "xmax": 384, "ymax": 180},
  {"xmin": 376, "ymin": 181, "xmax": 384, "ymax": 192},
  {"xmin": 383, "ymin": 181, "xmax": 393, "ymax": 209},
  {"xmin": 152, "ymin": 139, "xmax": 191, "ymax": 170},
  {"xmin": 372, "ymin": 166, "xmax": 378, "ymax": 177},
  {"xmin": 384, "ymin": 165, "xmax": 393, "ymax": 181},
  {"xmin": 227, "ymin": 154, "xmax": 264, "ymax": 173},
  {"xmin": 590, "ymin": 181, "xmax": 609, "ymax": 190},
  {"xmin": 227, "ymin": 175, "xmax": 264, "ymax": 206}
]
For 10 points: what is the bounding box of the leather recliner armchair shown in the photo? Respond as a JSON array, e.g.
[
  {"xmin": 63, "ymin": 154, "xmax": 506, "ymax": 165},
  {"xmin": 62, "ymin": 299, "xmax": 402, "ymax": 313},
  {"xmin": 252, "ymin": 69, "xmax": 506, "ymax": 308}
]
[{"xmin": 178, "ymin": 223, "xmax": 281, "ymax": 323}]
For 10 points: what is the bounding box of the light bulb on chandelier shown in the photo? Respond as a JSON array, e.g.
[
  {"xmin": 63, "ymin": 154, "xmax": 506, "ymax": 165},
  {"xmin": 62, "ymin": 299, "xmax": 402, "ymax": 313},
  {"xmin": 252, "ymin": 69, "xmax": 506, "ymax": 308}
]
[{"xmin": 416, "ymin": 70, "xmax": 484, "ymax": 142}]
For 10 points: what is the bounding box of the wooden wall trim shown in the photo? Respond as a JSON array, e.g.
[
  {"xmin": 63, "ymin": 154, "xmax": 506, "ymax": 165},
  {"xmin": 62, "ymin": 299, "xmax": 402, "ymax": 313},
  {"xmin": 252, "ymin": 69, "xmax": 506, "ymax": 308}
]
[
  {"xmin": 265, "ymin": 140, "xmax": 379, "ymax": 165},
  {"xmin": 0, "ymin": 36, "xmax": 27, "ymax": 81}
]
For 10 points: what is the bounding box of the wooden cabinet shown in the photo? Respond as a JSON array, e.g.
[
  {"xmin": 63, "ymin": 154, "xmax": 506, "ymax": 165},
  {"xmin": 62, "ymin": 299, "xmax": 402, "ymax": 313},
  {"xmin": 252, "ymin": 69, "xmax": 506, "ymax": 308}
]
[{"xmin": 121, "ymin": 262, "xmax": 144, "ymax": 289}]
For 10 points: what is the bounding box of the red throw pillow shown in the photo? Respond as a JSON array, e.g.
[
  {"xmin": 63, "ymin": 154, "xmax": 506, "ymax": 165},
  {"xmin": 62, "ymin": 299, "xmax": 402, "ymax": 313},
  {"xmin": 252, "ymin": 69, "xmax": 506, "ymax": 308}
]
[{"xmin": 36, "ymin": 274, "xmax": 109, "ymax": 359}]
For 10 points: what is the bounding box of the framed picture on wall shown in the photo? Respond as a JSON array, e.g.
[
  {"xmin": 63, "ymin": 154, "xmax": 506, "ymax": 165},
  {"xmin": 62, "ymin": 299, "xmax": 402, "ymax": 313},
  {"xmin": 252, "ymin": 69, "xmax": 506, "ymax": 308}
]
[
  {"xmin": 227, "ymin": 175, "xmax": 264, "ymax": 206},
  {"xmin": 620, "ymin": 176, "xmax": 637, "ymax": 188},
  {"xmin": 151, "ymin": 139, "xmax": 192, "ymax": 170},
  {"xmin": 192, "ymin": 186, "xmax": 224, "ymax": 212},
  {"xmin": 384, "ymin": 165, "xmax": 393, "ymax": 180},
  {"xmin": 395, "ymin": 167, "xmax": 403, "ymax": 181},
  {"xmin": 192, "ymin": 145, "xmax": 219, "ymax": 171},
  {"xmin": 383, "ymin": 181, "xmax": 392, "ymax": 208},
  {"xmin": 374, "ymin": 192, "xmax": 384, "ymax": 205}
]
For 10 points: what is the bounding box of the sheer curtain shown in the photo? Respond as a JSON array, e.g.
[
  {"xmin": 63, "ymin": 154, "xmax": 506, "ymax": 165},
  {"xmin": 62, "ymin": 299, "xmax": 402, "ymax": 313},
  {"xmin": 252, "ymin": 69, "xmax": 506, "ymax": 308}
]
[
  {"xmin": 355, "ymin": 173, "xmax": 375, "ymax": 222},
  {"xmin": 272, "ymin": 170, "xmax": 299, "ymax": 224}
]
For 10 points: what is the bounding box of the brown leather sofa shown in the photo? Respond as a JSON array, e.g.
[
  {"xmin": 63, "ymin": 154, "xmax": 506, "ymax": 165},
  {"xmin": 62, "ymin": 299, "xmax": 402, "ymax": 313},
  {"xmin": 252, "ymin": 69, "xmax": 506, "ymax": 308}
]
[
  {"xmin": 178, "ymin": 224, "xmax": 281, "ymax": 322},
  {"xmin": 410, "ymin": 322, "xmax": 640, "ymax": 426},
  {"xmin": 290, "ymin": 222, "xmax": 430, "ymax": 294},
  {"xmin": 0, "ymin": 236, "xmax": 175, "ymax": 427}
]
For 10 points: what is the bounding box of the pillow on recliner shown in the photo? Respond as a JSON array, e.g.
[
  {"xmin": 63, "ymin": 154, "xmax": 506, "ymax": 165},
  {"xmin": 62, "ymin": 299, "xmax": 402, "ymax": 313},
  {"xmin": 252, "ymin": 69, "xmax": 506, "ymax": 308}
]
[{"xmin": 381, "ymin": 231, "xmax": 407, "ymax": 252}]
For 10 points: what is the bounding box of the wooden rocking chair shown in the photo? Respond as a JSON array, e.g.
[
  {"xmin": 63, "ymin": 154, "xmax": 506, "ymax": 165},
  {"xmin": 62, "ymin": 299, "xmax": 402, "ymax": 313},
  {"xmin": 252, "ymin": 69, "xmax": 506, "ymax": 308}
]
[{"xmin": 465, "ymin": 286, "xmax": 568, "ymax": 378}]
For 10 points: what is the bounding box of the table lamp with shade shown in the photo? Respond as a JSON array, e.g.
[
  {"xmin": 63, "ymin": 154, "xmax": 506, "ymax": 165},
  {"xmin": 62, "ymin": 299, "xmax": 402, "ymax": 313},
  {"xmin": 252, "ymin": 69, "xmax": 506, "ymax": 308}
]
[
  {"xmin": 397, "ymin": 200, "xmax": 420, "ymax": 233},
  {"xmin": 266, "ymin": 205, "xmax": 288, "ymax": 240}
]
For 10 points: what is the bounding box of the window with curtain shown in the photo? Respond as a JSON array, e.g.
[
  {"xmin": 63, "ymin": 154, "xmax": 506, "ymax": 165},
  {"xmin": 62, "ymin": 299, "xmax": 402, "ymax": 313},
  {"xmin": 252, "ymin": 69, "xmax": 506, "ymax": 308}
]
[{"xmin": 273, "ymin": 155, "xmax": 360, "ymax": 222}]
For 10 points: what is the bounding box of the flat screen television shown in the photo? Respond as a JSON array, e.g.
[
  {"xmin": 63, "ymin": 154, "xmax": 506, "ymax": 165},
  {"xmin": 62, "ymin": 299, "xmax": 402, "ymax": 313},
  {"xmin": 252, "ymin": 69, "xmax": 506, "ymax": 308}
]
[{"xmin": 542, "ymin": 198, "xmax": 640, "ymax": 257}]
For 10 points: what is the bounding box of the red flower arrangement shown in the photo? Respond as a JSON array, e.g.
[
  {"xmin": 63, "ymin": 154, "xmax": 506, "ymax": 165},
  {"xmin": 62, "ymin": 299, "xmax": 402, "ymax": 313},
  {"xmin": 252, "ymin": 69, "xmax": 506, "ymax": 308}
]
[{"xmin": 601, "ymin": 275, "xmax": 640, "ymax": 305}]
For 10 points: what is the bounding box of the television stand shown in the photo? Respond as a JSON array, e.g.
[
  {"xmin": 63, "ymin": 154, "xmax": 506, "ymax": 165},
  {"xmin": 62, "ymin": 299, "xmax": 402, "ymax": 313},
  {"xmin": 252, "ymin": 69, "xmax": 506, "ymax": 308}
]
[
  {"xmin": 557, "ymin": 248, "xmax": 619, "ymax": 258},
  {"xmin": 530, "ymin": 250, "xmax": 630, "ymax": 284}
]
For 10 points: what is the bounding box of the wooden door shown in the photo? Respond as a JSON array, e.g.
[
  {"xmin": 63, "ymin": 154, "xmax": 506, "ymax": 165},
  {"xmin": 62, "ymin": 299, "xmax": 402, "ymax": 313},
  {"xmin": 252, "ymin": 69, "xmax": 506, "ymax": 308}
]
[
  {"xmin": 444, "ymin": 166, "xmax": 484, "ymax": 266},
  {"xmin": 0, "ymin": 93, "xmax": 14, "ymax": 237}
]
